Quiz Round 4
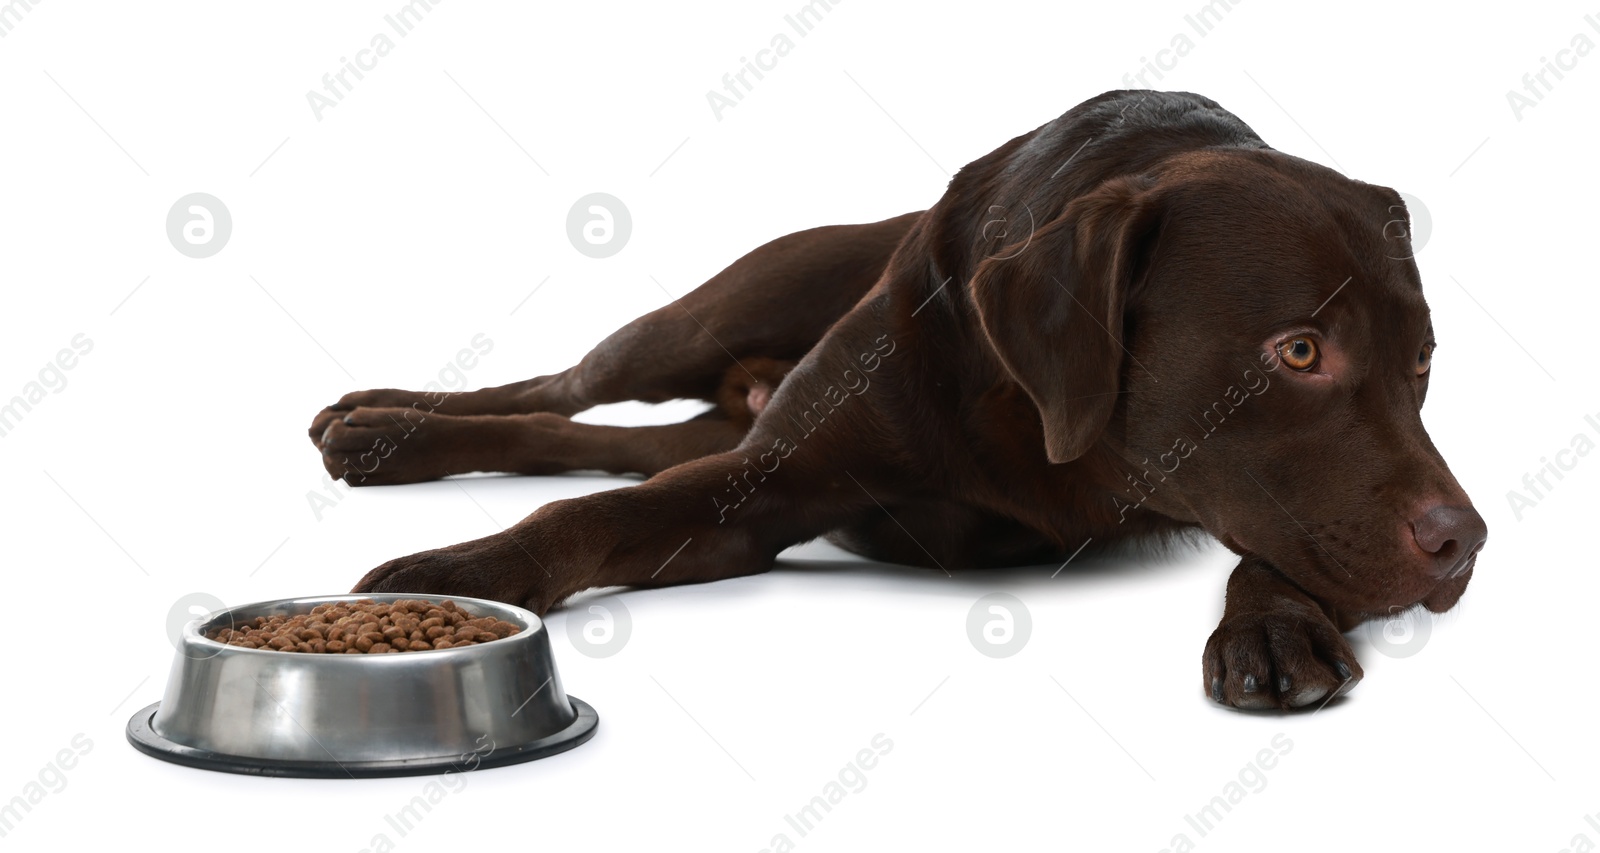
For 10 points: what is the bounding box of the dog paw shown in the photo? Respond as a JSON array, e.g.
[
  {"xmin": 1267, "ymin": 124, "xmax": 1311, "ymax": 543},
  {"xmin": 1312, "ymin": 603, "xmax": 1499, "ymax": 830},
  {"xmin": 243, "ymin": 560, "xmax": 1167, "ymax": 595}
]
[
  {"xmin": 308, "ymin": 389, "xmax": 451, "ymax": 447},
  {"xmin": 314, "ymin": 406, "xmax": 456, "ymax": 486},
  {"xmin": 353, "ymin": 532, "xmax": 562, "ymax": 615},
  {"xmin": 1202, "ymin": 606, "xmax": 1362, "ymax": 710}
]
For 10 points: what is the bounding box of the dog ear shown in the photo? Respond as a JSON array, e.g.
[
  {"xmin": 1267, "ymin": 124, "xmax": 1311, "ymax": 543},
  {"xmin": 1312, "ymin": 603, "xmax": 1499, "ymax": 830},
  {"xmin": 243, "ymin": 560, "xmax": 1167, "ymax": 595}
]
[{"xmin": 968, "ymin": 175, "xmax": 1161, "ymax": 463}]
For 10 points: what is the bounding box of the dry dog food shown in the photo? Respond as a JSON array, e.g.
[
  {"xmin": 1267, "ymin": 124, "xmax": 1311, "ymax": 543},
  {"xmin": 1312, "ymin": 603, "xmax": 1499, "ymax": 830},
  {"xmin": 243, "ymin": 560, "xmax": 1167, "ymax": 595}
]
[{"xmin": 207, "ymin": 598, "xmax": 521, "ymax": 653}]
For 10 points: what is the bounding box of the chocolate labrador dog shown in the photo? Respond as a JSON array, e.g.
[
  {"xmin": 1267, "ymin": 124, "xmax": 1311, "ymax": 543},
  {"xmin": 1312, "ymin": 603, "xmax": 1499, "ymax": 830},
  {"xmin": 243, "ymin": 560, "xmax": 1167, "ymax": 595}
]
[{"xmin": 310, "ymin": 90, "xmax": 1486, "ymax": 710}]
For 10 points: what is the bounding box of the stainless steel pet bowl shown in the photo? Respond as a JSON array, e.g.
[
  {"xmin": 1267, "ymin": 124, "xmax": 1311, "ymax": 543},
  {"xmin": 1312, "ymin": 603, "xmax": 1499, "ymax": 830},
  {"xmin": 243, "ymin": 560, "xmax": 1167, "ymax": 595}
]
[{"xmin": 126, "ymin": 593, "xmax": 597, "ymax": 777}]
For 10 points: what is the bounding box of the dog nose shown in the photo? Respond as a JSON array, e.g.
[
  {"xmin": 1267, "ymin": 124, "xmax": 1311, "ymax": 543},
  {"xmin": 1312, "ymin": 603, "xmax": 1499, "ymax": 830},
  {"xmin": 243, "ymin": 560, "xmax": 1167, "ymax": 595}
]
[{"xmin": 1412, "ymin": 505, "xmax": 1487, "ymax": 579}]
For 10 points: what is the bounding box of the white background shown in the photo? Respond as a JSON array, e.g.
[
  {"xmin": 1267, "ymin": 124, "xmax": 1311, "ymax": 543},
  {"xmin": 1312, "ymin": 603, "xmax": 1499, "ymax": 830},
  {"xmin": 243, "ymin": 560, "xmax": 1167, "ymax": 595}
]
[{"xmin": 2, "ymin": 0, "xmax": 1597, "ymax": 850}]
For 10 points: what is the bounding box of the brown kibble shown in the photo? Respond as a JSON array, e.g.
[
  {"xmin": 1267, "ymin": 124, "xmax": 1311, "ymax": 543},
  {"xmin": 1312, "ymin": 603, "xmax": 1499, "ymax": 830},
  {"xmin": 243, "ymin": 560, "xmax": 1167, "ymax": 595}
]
[{"xmin": 206, "ymin": 598, "xmax": 512, "ymax": 654}]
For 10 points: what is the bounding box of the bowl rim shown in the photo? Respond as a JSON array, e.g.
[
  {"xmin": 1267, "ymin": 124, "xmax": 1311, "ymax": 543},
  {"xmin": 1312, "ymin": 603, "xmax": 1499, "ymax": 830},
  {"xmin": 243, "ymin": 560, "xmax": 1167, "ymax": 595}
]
[{"xmin": 184, "ymin": 592, "xmax": 542, "ymax": 658}]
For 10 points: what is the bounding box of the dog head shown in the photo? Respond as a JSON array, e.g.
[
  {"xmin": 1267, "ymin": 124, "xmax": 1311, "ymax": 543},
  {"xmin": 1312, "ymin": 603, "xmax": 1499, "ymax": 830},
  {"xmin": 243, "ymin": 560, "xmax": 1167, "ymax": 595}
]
[{"xmin": 969, "ymin": 147, "xmax": 1485, "ymax": 620}]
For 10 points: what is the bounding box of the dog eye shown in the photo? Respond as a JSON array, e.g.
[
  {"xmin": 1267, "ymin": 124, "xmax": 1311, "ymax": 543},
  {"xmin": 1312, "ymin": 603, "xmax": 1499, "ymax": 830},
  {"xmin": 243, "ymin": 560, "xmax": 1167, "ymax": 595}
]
[
  {"xmin": 1416, "ymin": 343, "xmax": 1434, "ymax": 376},
  {"xmin": 1277, "ymin": 336, "xmax": 1319, "ymax": 370}
]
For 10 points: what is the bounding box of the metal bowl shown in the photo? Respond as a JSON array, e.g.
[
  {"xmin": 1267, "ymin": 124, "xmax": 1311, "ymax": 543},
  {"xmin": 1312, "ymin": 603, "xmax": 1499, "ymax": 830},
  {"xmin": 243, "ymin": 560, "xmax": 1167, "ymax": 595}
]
[{"xmin": 126, "ymin": 593, "xmax": 597, "ymax": 778}]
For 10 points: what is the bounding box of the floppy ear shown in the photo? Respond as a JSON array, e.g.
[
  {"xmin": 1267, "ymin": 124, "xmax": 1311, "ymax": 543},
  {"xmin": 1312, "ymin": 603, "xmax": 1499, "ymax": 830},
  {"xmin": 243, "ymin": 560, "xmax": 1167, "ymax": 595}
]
[{"xmin": 968, "ymin": 175, "xmax": 1161, "ymax": 463}]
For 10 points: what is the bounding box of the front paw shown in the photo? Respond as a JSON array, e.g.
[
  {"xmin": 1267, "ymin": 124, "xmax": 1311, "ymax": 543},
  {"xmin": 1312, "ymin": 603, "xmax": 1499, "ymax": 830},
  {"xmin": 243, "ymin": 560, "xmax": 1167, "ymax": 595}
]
[
  {"xmin": 314, "ymin": 406, "xmax": 455, "ymax": 486},
  {"xmin": 352, "ymin": 532, "xmax": 562, "ymax": 615},
  {"xmin": 1203, "ymin": 605, "xmax": 1362, "ymax": 710},
  {"xmin": 307, "ymin": 389, "xmax": 439, "ymax": 449}
]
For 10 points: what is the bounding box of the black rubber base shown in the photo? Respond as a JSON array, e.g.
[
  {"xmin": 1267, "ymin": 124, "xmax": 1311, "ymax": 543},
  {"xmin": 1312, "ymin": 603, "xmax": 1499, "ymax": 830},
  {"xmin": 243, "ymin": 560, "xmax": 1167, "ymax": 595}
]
[{"xmin": 126, "ymin": 697, "xmax": 598, "ymax": 778}]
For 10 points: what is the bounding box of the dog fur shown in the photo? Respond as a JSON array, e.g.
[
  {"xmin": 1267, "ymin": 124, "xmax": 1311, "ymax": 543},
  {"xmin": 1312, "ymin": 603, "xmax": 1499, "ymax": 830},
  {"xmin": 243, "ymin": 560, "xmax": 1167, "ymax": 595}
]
[{"xmin": 310, "ymin": 90, "xmax": 1487, "ymax": 709}]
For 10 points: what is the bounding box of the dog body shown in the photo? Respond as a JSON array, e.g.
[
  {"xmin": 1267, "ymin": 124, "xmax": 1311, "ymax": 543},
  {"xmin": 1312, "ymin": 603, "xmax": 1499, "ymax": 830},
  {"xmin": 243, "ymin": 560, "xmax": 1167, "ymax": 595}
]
[{"xmin": 311, "ymin": 90, "xmax": 1486, "ymax": 709}]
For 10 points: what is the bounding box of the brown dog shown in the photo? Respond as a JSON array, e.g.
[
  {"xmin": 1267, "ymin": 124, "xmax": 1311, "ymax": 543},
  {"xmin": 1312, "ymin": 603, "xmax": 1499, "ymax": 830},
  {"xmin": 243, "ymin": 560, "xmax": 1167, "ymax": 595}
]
[{"xmin": 309, "ymin": 90, "xmax": 1486, "ymax": 710}]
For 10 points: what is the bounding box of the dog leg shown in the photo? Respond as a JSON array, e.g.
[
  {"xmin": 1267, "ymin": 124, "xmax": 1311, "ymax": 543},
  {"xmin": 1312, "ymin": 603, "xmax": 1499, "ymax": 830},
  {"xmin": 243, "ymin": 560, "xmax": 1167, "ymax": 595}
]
[
  {"xmin": 309, "ymin": 213, "xmax": 918, "ymax": 445},
  {"xmin": 317, "ymin": 409, "xmax": 750, "ymax": 485},
  {"xmin": 350, "ymin": 446, "xmax": 881, "ymax": 614},
  {"xmin": 317, "ymin": 357, "xmax": 796, "ymax": 485},
  {"xmin": 351, "ymin": 303, "xmax": 921, "ymax": 610},
  {"xmin": 1202, "ymin": 557, "xmax": 1364, "ymax": 710}
]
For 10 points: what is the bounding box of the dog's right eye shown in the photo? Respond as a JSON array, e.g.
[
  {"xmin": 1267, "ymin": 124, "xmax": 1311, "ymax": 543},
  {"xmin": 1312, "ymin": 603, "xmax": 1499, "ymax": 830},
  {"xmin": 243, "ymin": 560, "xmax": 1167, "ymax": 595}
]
[{"xmin": 1277, "ymin": 336, "xmax": 1319, "ymax": 370}]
